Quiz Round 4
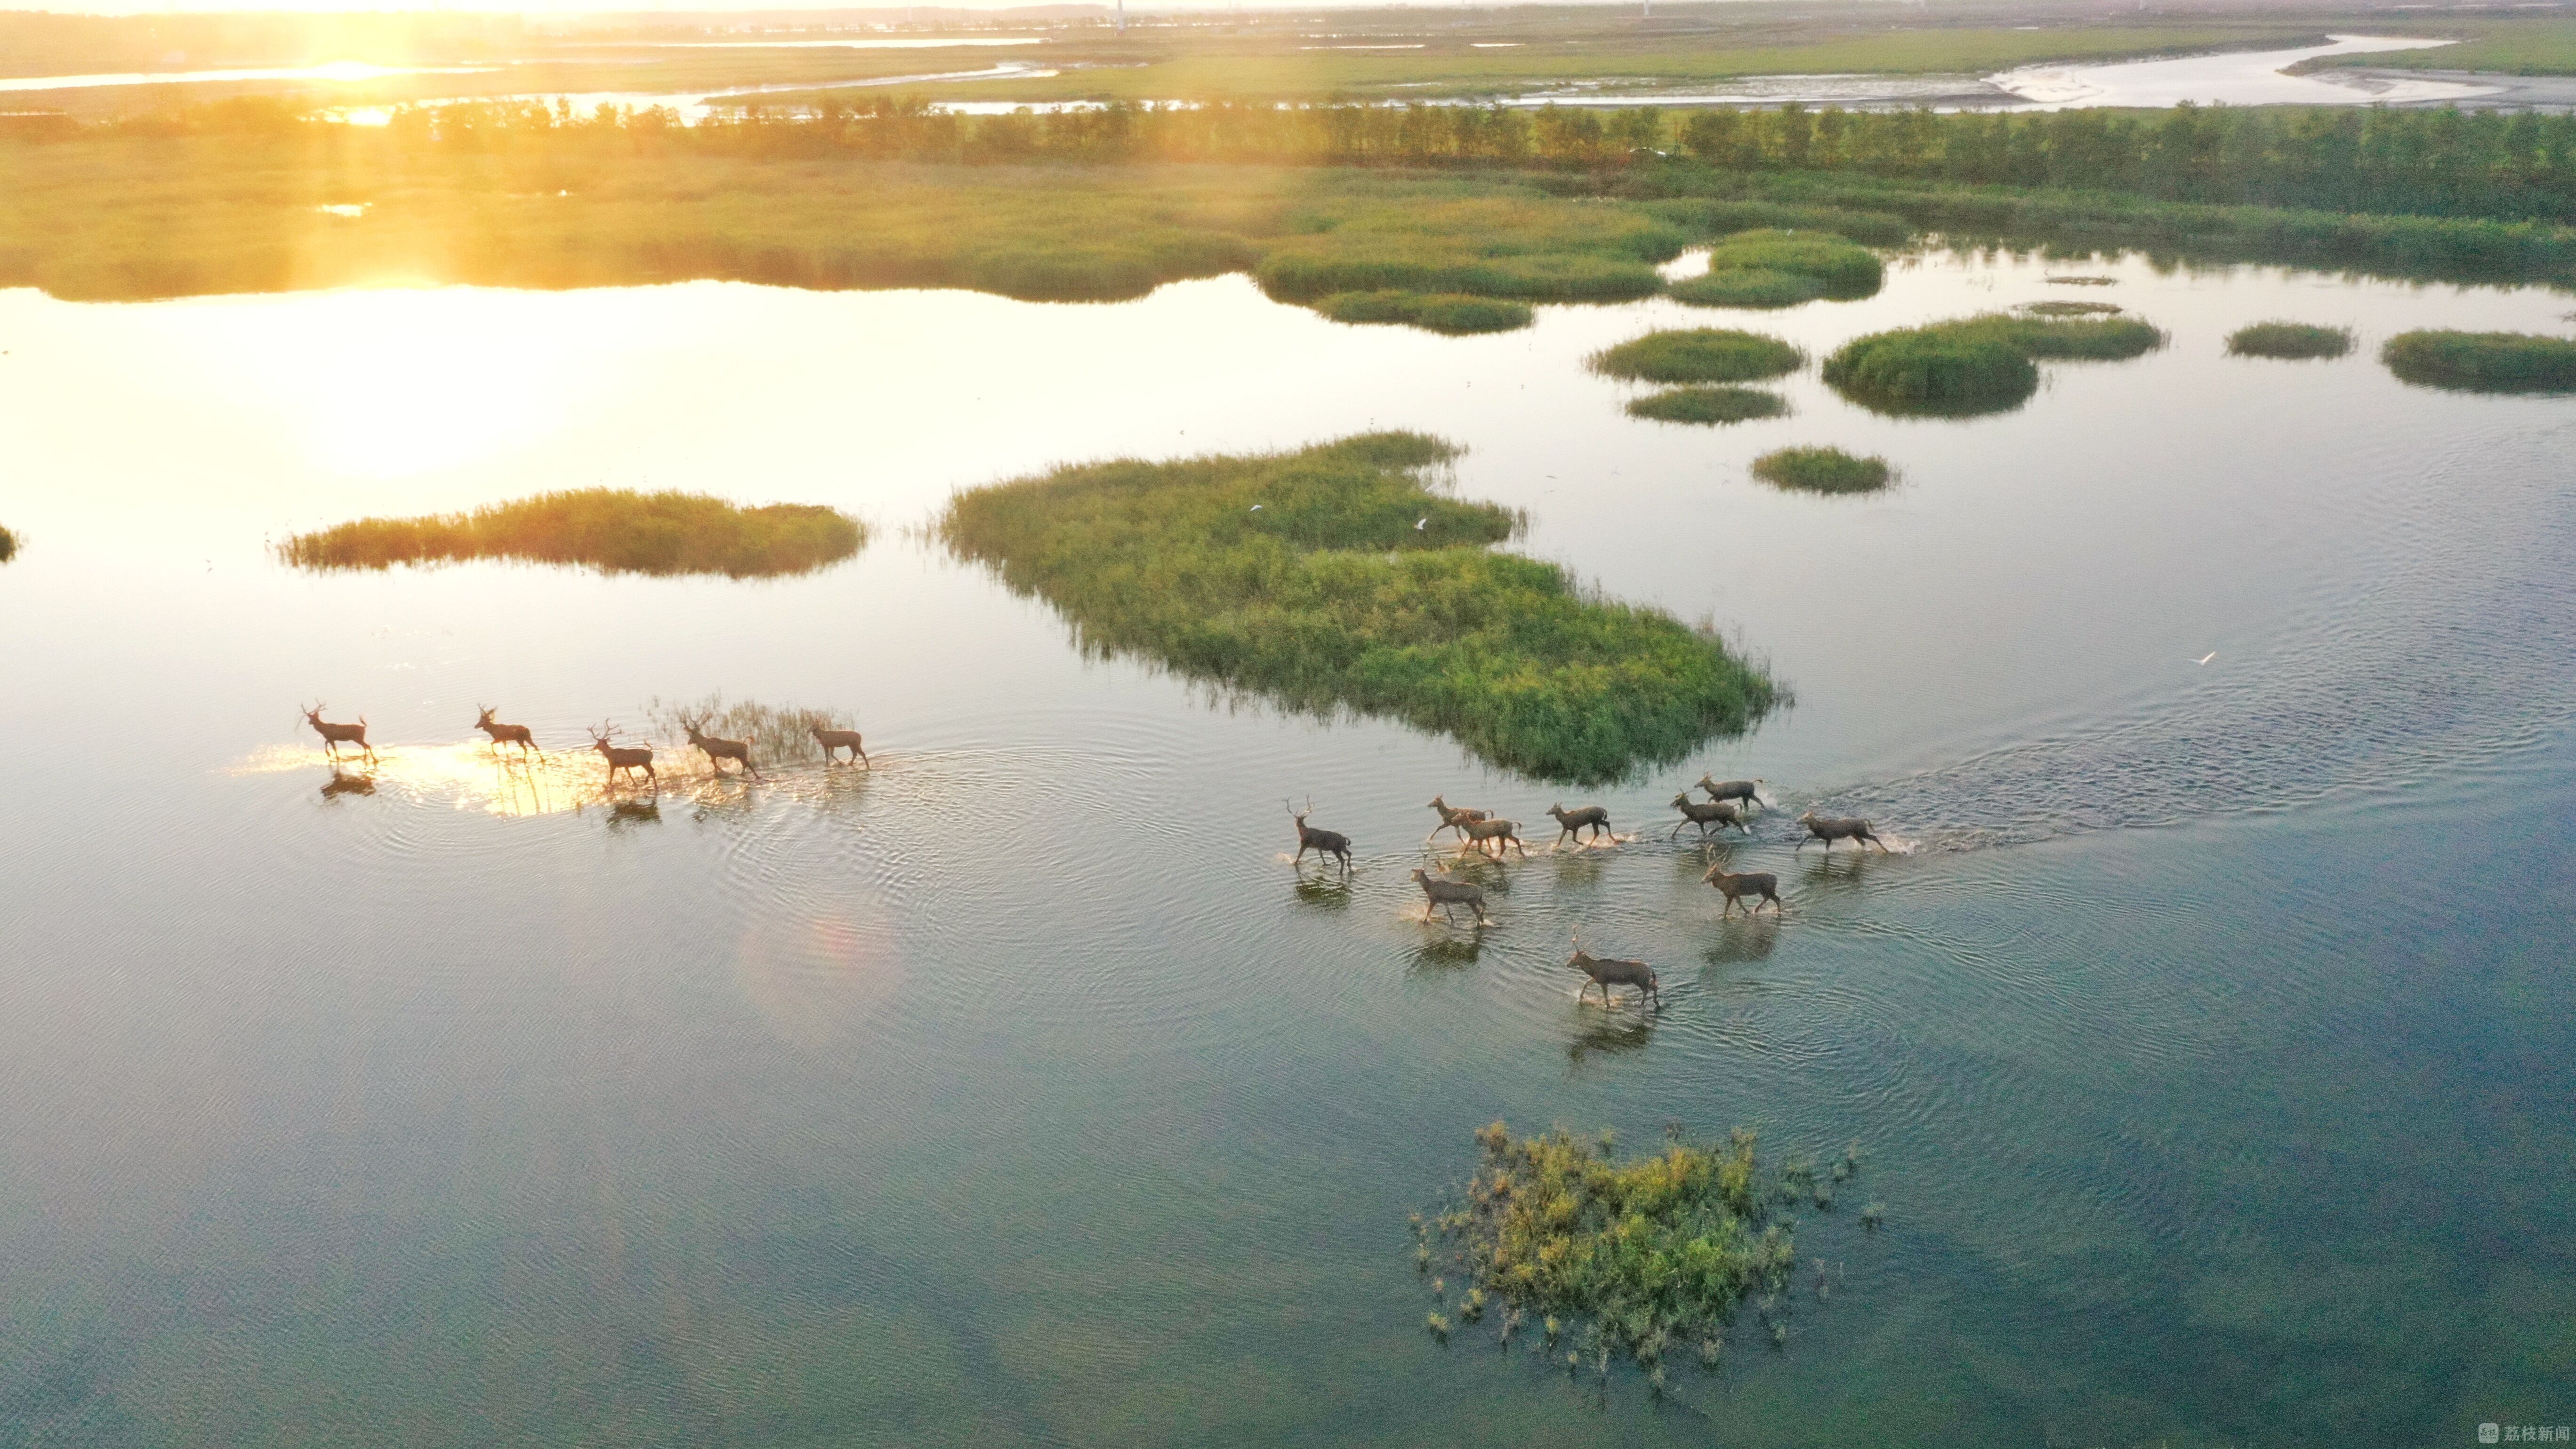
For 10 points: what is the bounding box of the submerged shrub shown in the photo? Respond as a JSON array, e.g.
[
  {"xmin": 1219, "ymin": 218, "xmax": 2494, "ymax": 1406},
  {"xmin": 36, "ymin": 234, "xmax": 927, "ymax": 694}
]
[
  {"xmin": 2018, "ymin": 300, "xmax": 2123, "ymax": 317},
  {"xmin": 940, "ymin": 432, "xmax": 1775, "ymax": 783},
  {"xmin": 1751, "ymin": 446, "xmax": 1891, "ymax": 494},
  {"xmin": 0, "ymin": 526, "xmax": 14, "ymax": 563},
  {"xmin": 1822, "ymin": 313, "xmax": 2161, "ymax": 415},
  {"xmin": 1701, "ymin": 229, "xmax": 1884, "ymax": 298},
  {"xmin": 1591, "ymin": 328, "xmax": 1803, "ymax": 384},
  {"xmin": 1318, "ymin": 289, "xmax": 1533, "ymax": 334},
  {"xmin": 1668, "ymin": 268, "xmax": 1825, "ymax": 310},
  {"xmin": 280, "ymin": 489, "xmax": 865, "ymax": 578},
  {"xmin": 2227, "ymin": 321, "xmax": 2354, "ymax": 360},
  {"xmin": 1626, "ymin": 386, "xmax": 1788, "ymax": 425},
  {"xmin": 1417, "ymin": 1123, "xmax": 1799, "ymax": 1375},
  {"xmin": 2381, "ymin": 329, "xmax": 2576, "ymax": 392}
]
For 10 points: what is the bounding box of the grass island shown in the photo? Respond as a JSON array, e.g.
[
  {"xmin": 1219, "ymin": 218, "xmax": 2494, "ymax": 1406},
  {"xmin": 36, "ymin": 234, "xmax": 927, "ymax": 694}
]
[{"xmin": 280, "ymin": 489, "xmax": 866, "ymax": 579}]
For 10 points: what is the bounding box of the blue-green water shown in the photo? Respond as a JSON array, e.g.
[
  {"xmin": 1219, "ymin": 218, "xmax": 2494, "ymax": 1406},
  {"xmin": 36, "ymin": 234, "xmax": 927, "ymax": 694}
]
[{"xmin": 0, "ymin": 249, "xmax": 2570, "ymax": 1446}]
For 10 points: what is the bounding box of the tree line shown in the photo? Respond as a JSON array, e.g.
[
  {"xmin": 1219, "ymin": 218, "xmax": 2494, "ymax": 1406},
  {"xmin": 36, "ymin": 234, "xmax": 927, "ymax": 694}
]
[{"xmin": 89, "ymin": 93, "xmax": 2576, "ymax": 225}]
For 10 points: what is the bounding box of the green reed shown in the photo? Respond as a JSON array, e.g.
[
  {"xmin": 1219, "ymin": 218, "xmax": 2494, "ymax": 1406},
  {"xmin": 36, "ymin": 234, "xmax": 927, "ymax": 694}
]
[
  {"xmin": 2380, "ymin": 329, "xmax": 2576, "ymax": 392},
  {"xmin": 1822, "ymin": 313, "xmax": 2162, "ymax": 415},
  {"xmin": 280, "ymin": 488, "xmax": 865, "ymax": 579},
  {"xmin": 1591, "ymin": 328, "xmax": 1804, "ymax": 385},
  {"xmin": 1699, "ymin": 227, "xmax": 1884, "ymax": 297},
  {"xmin": 1318, "ymin": 289, "xmax": 1532, "ymax": 333},
  {"xmin": 1751, "ymin": 446, "xmax": 1891, "ymax": 495},
  {"xmin": 1626, "ymin": 385, "xmax": 1789, "ymax": 425},
  {"xmin": 938, "ymin": 432, "xmax": 1775, "ymax": 784},
  {"xmin": 1668, "ymin": 267, "xmax": 1825, "ymax": 309}
]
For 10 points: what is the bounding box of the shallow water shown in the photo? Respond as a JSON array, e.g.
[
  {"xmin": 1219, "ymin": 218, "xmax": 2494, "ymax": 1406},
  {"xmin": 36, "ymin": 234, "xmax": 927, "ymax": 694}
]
[
  {"xmin": 1990, "ymin": 33, "xmax": 2492, "ymax": 110},
  {"xmin": 2, "ymin": 248, "xmax": 2573, "ymax": 1446}
]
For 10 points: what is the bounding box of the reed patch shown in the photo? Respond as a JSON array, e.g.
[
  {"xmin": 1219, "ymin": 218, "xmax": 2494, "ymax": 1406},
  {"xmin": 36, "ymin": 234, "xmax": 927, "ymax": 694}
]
[
  {"xmin": 280, "ymin": 489, "xmax": 865, "ymax": 579},
  {"xmin": 1317, "ymin": 289, "xmax": 1533, "ymax": 333},
  {"xmin": 939, "ymin": 432, "xmax": 1776, "ymax": 784},
  {"xmin": 1590, "ymin": 328, "xmax": 1803, "ymax": 385},
  {"xmin": 1625, "ymin": 386, "xmax": 1788, "ymax": 425},
  {"xmin": 2380, "ymin": 329, "xmax": 2576, "ymax": 392},
  {"xmin": 2227, "ymin": 321, "xmax": 2354, "ymax": 360},
  {"xmin": 1751, "ymin": 446, "xmax": 1891, "ymax": 495},
  {"xmin": 1697, "ymin": 228, "xmax": 1884, "ymax": 299},
  {"xmin": 1822, "ymin": 313, "xmax": 2162, "ymax": 416},
  {"xmin": 1415, "ymin": 1124, "xmax": 1860, "ymax": 1384}
]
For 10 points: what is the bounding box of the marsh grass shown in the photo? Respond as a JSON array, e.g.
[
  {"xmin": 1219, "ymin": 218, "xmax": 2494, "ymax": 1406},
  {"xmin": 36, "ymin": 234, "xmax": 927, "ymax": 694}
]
[
  {"xmin": 2018, "ymin": 300, "xmax": 2123, "ymax": 317},
  {"xmin": 1625, "ymin": 386, "xmax": 1788, "ymax": 426},
  {"xmin": 2380, "ymin": 329, "xmax": 2576, "ymax": 392},
  {"xmin": 1640, "ymin": 199, "xmax": 1915, "ymax": 248},
  {"xmin": 1591, "ymin": 328, "xmax": 1803, "ymax": 385},
  {"xmin": 642, "ymin": 694, "xmax": 859, "ymax": 768},
  {"xmin": 1667, "ymin": 268, "xmax": 1825, "ymax": 309},
  {"xmin": 2226, "ymin": 321, "xmax": 2354, "ymax": 360},
  {"xmin": 1822, "ymin": 313, "xmax": 2163, "ymax": 415},
  {"xmin": 1700, "ymin": 228, "xmax": 1884, "ymax": 298},
  {"xmin": 281, "ymin": 489, "xmax": 865, "ymax": 579},
  {"xmin": 1418, "ymin": 1123, "xmax": 1796, "ymax": 1376},
  {"xmin": 1751, "ymin": 446, "xmax": 1891, "ymax": 495},
  {"xmin": 1253, "ymin": 192, "xmax": 1681, "ymax": 303},
  {"xmin": 939, "ymin": 432, "xmax": 1775, "ymax": 784},
  {"xmin": 1317, "ymin": 289, "xmax": 1532, "ymax": 334}
]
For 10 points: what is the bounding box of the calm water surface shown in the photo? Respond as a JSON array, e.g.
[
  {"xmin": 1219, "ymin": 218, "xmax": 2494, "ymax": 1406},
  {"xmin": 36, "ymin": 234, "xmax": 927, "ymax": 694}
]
[{"xmin": 1, "ymin": 248, "xmax": 2572, "ymax": 1447}]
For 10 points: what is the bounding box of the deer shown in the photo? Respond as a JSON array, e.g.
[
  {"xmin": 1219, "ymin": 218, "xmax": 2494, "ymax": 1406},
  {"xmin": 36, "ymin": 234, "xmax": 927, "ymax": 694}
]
[
  {"xmin": 1411, "ymin": 868, "xmax": 1491, "ymax": 927},
  {"xmin": 684, "ymin": 717, "xmax": 760, "ymax": 779},
  {"xmin": 1669, "ymin": 793, "xmax": 1749, "ymax": 841},
  {"xmin": 587, "ymin": 722, "xmax": 656, "ymax": 788},
  {"xmin": 1696, "ymin": 775, "xmax": 1766, "ymax": 810},
  {"xmin": 1288, "ymin": 797, "xmax": 1352, "ymax": 871},
  {"xmin": 1567, "ymin": 928, "xmax": 1660, "ymax": 1010},
  {"xmin": 1425, "ymin": 795, "xmax": 1491, "ymax": 843},
  {"xmin": 1702, "ymin": 864, "xmax": 1782, "ymax": 916},
  {"xmin": 1796, "ymin": 810, "xmax": 1889, "ymax": 853},
  {"xmin": 1545, "ymin": 803, "xmax": 1613, "ymax": 847},
  {"xmin": 302, "ymin": 703, "xmax": 376, "ymax": 764},
  {"xmin": 474, "ymin": 705, "xmax": 538, "ymax": 756},
  {"xmin": 810, "ymin": 723, "xmax": 869, "ymax": 767},
  {"xmin": 1458, "ymin": 815, "xmax": 1529, "ymax": 859}
]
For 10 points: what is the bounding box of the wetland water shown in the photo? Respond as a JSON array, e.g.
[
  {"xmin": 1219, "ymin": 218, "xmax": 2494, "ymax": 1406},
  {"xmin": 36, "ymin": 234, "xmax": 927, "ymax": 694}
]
[{"xmin": 2, "ymin": 248, "xmax": 2573, "ymax": 1445}]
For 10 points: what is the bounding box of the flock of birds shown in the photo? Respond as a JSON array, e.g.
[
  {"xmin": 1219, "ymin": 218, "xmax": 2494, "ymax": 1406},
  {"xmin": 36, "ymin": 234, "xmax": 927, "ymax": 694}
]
[{"xmin": 1287, "ymin": 779, "xmax": 1894, "ymax": 1010}]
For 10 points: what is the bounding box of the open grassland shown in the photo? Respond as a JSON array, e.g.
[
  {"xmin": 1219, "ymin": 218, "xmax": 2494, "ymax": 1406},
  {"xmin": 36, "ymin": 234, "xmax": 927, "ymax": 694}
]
[
  {"xmin": 281, "ymin": 489, "xmax": 865, "ymax": 578},
  {"xmin": 2381, "ymin": 329, "xmax": 2576, "ymax": 392},
  {"xmin": 2303, "ymin": 18, "xmax": 2576, "ymax": 76},
  {"xmin": 2228, "ymin": 321, "xmax": 2354, "ymax": 360},
  {"xmin": 938, "ymin": 432, "xmax": 1775, "ymax": 783}
]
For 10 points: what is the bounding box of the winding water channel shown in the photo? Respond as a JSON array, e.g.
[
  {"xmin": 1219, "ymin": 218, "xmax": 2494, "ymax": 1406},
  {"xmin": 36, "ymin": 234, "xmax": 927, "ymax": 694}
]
[{"xmin": 1, "ymin": 247, "xmax": 2571, "ymax": 1444}]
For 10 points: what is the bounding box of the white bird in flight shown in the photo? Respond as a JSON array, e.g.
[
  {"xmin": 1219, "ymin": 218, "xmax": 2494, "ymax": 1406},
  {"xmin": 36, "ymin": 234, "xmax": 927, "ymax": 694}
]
[
  {"xmin": 2193, "ymin": 652, "xmax": 2217, "ymax": 665},
  {"xmin": 1415, "ymin": 517, "xmax": 1428, "ymax": 531}
]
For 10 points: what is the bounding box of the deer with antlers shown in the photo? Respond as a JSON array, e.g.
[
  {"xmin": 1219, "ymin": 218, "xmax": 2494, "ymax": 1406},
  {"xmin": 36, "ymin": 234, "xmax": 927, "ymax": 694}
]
[
  {"xmin": 301, "ymin": 703, "xmax": 376, "ymax": 764},
  {"xmin": 684, "ymin": 717, "xmax": 760, "ymax": 779},
  {"xmin": 1424, "ymin": 795, "xmax": 1491, "ymax": 843},
  {"xmin": 1669, "ymin": 793, "xmax": 1749, "ymax": 841},
  {"xmin": 810, "ymin": 723, "xmax": 869, "ymax": 767},
  {"xmin": 1567, "ymin": 929, "xmax": 1660, "ymax": 1009},
  {"xmin": 1702, "ymin": 864, "xmax": 1782, "ymax": 916},
  {"xmin": 1288, "ymin": 797, "xmax": 1352, "ymax": 871},
  {"xmin": 474, "ymin": 705, "xmax": 539, "ymax": 756},
  {"xmin": 587, "ymin": 722, "xmax": 656, "ymax": 788}
]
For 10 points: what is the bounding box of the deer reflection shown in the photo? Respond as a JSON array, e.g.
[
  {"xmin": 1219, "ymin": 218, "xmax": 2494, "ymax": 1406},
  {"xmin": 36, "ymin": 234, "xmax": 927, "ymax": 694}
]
[
  {"xmin": 1411, "ymin": 936, "xmax": 1483, "ymax": 970},
  {"xmin": 319, "ymin": 769, "xmax": 376, "ymax": 800},
  {"xmin": 606, "ymin": 798, "xmax": 661, "ymax": 829},
  {"xmin": 1292, "ymin": 872, "xmax": 1353, "ymax": 910},
  {"xmin": 1701, "ymin": 916, "xmax": 1781, "ymax": 966},
  {"xmin": 1567, "ymin": 1011, "xmax": 1658, "ymax": 1068}
]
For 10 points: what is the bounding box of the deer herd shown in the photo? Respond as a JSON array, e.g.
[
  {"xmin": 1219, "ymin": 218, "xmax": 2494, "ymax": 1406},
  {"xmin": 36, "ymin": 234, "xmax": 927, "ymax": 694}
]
[
  {"xmin": 300, "ymin": 702, "xmax": 869, "ymax": 787},
  {"xmin": 1308, "ymin": 773, "xmax": 1892, "ymax": 1012}
]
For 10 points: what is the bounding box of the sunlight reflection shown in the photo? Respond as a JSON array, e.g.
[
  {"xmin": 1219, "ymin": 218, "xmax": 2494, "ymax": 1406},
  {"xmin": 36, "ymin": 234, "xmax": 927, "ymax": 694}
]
[{"xmin": 230, "ymin": 739, "xmax": 895, "ymax": 818}]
